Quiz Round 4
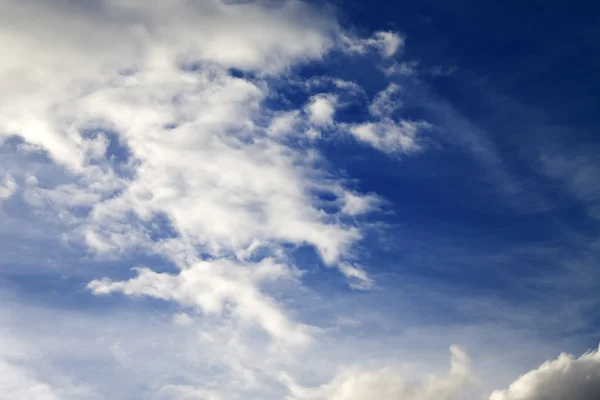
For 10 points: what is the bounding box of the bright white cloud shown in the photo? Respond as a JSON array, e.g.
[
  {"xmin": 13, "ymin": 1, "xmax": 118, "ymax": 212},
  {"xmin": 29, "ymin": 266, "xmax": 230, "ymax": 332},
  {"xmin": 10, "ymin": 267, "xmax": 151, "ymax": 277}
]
[
  {"xmin": 375, "ymin": 31, "xmax": 405, "ymax": 58},
  {"xmin": 306, "ymin": 94, "xmax": 338, "ymax": 127},
  {"xmin": 341, "ymin": 191, "xmax": 381, "ymax": 216},
  {"xmin": 268, "ymin": 111, "xmax": 302, "ymax": 137},
  {"xmin": 349, "ymin": 119, "xmax": 429, "ymax": 154},
  {"xmin": 489, "ymin": 345, "xmax": 600, "ymax": 400},
  {"xmin": 346, "ymin": 84, "xmax": 430, "ymax": 154},
  {"xmin": 88, "ymin": 259, "xmax": 311, "ymax": 346},
  {"xmin": 0, "ymin": 9, "xmax": 360, "ymax": 265},
  {"xmin": 286, "ymin": 345, "xmax": 474, "ymax": 400}
]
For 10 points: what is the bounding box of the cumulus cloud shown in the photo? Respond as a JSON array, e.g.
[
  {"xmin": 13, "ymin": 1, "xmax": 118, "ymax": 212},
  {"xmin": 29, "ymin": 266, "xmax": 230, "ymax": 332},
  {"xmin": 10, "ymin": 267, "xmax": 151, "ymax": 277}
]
[
  {"xmin": 345, "ymin": 84, "xmax": 431, "ymax": 154},
  {"xmin": 349, "ymin": 119, "xmax": 429, "ymax": 154},
  {"xmin": 489, "ymin": 345, "xmax": 600, "ymax": 400},
  {"xmin": 306, "ymin": 94, "xmax": 338, "ymax": 127},
  {"xmin": 268, "ymin": 111, "xmax": 302, "ymax": 137},
  {"xmin": 341, "ymin": 191, "xmax": 381, "ymax": 216},
  {"xmin": 286, "ymin": 345, "xmax": 474, "ymax": 400}
]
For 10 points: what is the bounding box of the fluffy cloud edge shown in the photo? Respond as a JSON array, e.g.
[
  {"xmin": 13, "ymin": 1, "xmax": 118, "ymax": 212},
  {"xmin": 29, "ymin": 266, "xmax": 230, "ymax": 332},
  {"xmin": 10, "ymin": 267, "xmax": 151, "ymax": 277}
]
[{"xmin": 489, "ymin": 345, "xmax": 600, "ymax": 400}]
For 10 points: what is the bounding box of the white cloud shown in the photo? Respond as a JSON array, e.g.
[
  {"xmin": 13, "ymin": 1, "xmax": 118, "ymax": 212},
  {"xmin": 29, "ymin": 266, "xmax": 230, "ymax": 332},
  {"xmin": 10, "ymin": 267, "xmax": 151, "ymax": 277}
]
[
  {"xmin": 0, "ymin": 0, "xmax": 336, "ymax": 74},
  {"xmin": 0, "ymin": 361, "xmax": 63, "ymax": 400},
  {"xmin": 0, "ymin": 0, "xmax": 338, "ymax": 175},
  {"xmin": 489, "ymin": 345, "xmax": 600, "ymax": 400},
  {"xmin": 7, "ymin": 55, "xmax": 360, "ymax": 266},
  {"xmin": 344, "ymin": 31, "xmax": 404, "ymax": 58},
  {"xmin": 385, "ymin": 61, "xmax": 421, "ymax": 76},
  {"xmin": 345, "ymin": 84, "xmax": 431, "ymax": 154},
  {"xmin": 0, "ymin": 0, "xmax": 443, "ymax": 398},
  {"xmin": 338, "ymin": 263, "xmax": 374, "ymax": 290},
  {"xmin": 306, "ymin": 127, "xmax": 321, "ymax": 141},
  {"xmin": 369, "ymin": 83, "xmax": 403, "ymax": 118},
  {"xmin": 286, "ymin": 345, "xmax": 474, "ymax": 400},
  {"xmin": 349, "ymin": 119, "xmax": 429, "ymax": 154},
  {"xmin": 268, "ymin": 111, "xmax": 302, "ymax": 137},
  {"xmin": 172, "ymin": 312, "xmax": 194, "ymax": 327},
  {"xmin": 306, "ymin": 94, "xmax": 337, "ymax": 127},
  {"xmin": 375, "ymin": 31, "xmax": 405, "ymax": 58},
  {"xmin": 341, "ymin": 191, "xmax": 381, "ymax": 216},
  {"xmin": 89, "ymin": 258, "xmax": 311, "ymax": 346}
]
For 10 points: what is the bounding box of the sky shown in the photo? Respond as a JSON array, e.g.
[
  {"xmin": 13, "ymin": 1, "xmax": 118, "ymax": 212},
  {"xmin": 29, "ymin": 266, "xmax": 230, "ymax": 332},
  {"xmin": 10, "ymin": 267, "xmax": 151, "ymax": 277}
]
[{"xmin": 0, "ymin": 0, "xmax": 599, "ymax": 399}]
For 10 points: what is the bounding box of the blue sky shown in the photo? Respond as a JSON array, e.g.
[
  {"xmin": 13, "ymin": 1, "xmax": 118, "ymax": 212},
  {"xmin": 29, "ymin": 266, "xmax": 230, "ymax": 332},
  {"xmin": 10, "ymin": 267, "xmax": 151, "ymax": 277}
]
[{"xmin": 0, "ymin": 0, "xmax": 599, "ymax": 399}]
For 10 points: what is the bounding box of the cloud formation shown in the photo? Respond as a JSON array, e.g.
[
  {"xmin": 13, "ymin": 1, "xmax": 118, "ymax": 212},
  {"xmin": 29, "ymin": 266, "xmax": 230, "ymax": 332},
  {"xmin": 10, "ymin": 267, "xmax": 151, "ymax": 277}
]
[
  {"xmin": 89, "ymin": 259, "xmax": 311, "ymax": 346},
  {"xmin": 343, "ymin": 31, "xmax": 405, "ymax": 58},
  {"xmin": 349, "ymin": 119, "xmax": 429, "ymax": 154},
  {"xmin": 306, "ymin": 94, "xmax": 338, "ymax": 127},
  {"xmin": 286, "ymin": 346, "xmax": 474, "ymax": 400},
  {"xmin": 0, "ymin": 0, "xmax": 431, "ymax": 396},
  {"xmin": 489, "ymin": 346, "xmax": 600, "ymax": 400},
  {"xmin": 346, "ymin": 84, "xmax": 431, "ymax": 154},
  {"xmin": 4, "ymin": 1, "xmax": 579, "ymax": 399}
]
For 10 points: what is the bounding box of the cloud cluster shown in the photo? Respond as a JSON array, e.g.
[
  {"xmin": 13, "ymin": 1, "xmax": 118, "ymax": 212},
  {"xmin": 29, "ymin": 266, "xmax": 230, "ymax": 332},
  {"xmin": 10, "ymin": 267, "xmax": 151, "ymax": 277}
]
[
  {"xmin": 0, "ymin": 0, "xmax": 425, "ymax": 395},
  {"xmin": 348, "ymin": 84, "xmax": 431, "ymax": 154},
  {"xmin": 0, "ymin": 0, "xmax": 479, "ymax": 398},
  {"xmin": 343, "ymin": 31, "xmax": 405, "ymax": 58},
  {"xmin": 0, "ymin": 0, "xmax": 381, "ymax": 267},
  {"xmin": 306, "ymin": 94, "xmax": 338, "ymax": 128},
  {"xmin": 286, "ymin": 346, "xmax": 474, "ymax": 400},
  {"xmin": 489, "ymin": 346, "xmax": 600, "ymax": 400},
  {"xmin": 286, "ymin": 345, "xmax": 600, "ymax": 400}
]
